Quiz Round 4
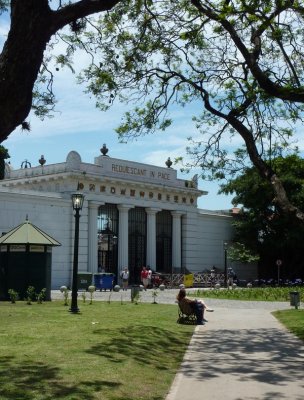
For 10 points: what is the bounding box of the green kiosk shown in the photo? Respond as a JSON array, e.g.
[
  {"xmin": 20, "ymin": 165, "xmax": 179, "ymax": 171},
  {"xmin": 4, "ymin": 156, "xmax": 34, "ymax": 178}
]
[{"xmin": 0, "ymin": 217, "xmax": 61, "ymax": 301}]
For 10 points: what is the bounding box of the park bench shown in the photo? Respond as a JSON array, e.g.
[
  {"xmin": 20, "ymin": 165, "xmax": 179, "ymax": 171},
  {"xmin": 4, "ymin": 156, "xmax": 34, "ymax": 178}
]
[{"xmin": 177, "ymin": 301, "xmax": 197, "ymax": 324}]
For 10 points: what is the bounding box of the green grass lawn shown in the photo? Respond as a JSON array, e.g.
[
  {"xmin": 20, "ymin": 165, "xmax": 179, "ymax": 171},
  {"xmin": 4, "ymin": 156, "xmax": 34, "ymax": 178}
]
[
  {"xmin": 191, "ymin": 286, "xmax": 304, "ymax": 302},
  {"xmin": 0, "ymin": 300, "xmax": 194, "ymax": 400},
  {"xmin": 273, "ymin": 309, "xmax": 304, "ymax": 342}
]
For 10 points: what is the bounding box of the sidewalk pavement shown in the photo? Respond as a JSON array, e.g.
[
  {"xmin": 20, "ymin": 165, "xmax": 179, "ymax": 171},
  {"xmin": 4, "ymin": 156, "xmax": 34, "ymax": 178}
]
[
  {"xmin": 52, "ymin": 289, "xmax": 304, "ymax": 400},
  {"xmin": 165, "ymin": 300, "xmax": 304, "ymax": 400}
]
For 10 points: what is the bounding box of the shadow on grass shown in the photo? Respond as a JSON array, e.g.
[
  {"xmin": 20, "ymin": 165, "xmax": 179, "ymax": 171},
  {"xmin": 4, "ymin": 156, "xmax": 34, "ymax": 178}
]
[
  {"xmin": 87, "ymin": 325, "xmax": 191, "ymax": 370},
  {"xmin": 0, "ymin": 325, "xmax": 190, "ymax": 400},
  {"xmin": 0, "ymin": 356, "xmax": 120, "ymax": 400}
]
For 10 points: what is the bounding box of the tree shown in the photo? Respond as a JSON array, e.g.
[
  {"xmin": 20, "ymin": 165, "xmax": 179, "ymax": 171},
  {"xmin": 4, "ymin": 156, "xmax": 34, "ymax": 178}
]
[
  {"xmin": 220, "ymin": 154, "xmax": 304, "ymax": 279},
  {"xmin": 0, "ymin": 0, "xmax": 120, "ymax": 142},
  {"xmin": 227, "ymin": 242, "xmax": 260, "ymax": 265},
  {"xmin": 73, "ymin": 0, "xmax": 304, "ymax": 220},
  {"xmin": 2, "ymin": 0, "xmax": 304, "ymax": 225},
  {"xmin": 0, "ymin": 145, "xmax": 10, "ymax": 179}
]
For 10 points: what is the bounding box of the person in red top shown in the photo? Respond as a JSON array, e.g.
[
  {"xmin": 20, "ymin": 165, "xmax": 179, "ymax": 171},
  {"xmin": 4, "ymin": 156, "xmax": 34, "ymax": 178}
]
[{"xmin": 140, "ymin": 266, "xmax": 149, "ymax": 290}]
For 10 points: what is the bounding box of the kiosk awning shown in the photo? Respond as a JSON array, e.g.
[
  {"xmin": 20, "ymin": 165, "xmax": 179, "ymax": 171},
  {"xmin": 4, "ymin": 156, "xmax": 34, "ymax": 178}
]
[{"xmin": 0, "ymin": 217, "xmax": 61, "ymax": 246}]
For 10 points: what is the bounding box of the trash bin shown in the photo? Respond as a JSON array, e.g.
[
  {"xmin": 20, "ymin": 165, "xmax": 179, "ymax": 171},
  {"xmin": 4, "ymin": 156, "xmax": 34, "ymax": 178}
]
[
  {"xmin": 94, "ymin": 273, "xmax": 115, "ymax": 291},
  {"xmin": 77, "ymin": 272, "xmax": 92, "ymax": 291},
  {"xmin": 131, "ymin": 285, "xmax": 140, "ymax": 302},
  {"xmin": 289, "ymin": 291, "xmax": 300, "ymax": 308}
]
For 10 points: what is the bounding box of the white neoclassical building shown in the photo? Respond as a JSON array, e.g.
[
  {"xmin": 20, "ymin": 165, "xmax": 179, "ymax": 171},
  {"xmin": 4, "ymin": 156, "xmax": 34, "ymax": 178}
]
[{"xmin": 0, "ymin": 146, "xmax": 257, "ymax": 290}]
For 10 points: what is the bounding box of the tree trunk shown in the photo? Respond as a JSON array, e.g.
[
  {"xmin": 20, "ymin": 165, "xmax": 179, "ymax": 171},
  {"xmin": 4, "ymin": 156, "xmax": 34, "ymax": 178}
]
[
  {"xmin": 0, "ymin": 0, "xmax": 120, "ymax": 143},
  {"xmin": 0, "ymin": 0, "xmax": 54, "ymax": 142}
]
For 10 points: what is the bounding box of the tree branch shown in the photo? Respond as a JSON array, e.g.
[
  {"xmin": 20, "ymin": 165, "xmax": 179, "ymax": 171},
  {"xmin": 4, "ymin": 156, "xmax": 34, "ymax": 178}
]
[
  {"xmin": 49, "ymin": 0, "xmax": 121, "ymax": 34},
  {"xmin": 190, "ymin": 0, "xmax": 304, "ymax": 103}
]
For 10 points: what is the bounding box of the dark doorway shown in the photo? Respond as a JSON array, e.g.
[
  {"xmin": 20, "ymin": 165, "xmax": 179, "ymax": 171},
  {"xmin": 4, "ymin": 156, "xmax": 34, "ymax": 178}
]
[
  {"xmin": 97, "ymin": 204, "xmax": 118, "ymax": 276},
  {"xmin": 156, "ymin": 210, "xmax": 172, "ymax": 273},
  {"xmin": 128, "ymin": 207, "xmax": 146, "ymax": 283}
]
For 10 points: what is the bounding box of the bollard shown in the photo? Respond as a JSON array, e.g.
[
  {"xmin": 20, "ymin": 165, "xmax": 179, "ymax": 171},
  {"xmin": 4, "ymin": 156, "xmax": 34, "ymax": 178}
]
[
  {"xmin": 289, "ymin": 291, "xmax": 300, "ymax": 310},
  {"xmin": 131, "ymin": 285, "xmax": 140, "ymax": 302}
]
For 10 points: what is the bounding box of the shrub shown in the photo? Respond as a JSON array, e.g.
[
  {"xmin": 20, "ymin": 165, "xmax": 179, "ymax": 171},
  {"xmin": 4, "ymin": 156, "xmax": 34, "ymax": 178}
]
[
  {"xmin": 36, "ymin": 288, "xmax": 46, "ymax": 304},
  {"xmin": 152, "ymin": 289, "xmax": 158, "ymax": 304},
  {"xmin": 8, "ymin": 289, "xmax": 19, "ymax": 303},
  {"xmin": 88, "ymin": 285, "xmax": 96, "ymax": 304},
  {"xmin": 81, "ymin": 292, "xmax": 86, "ymax": 303},
  {"xmin": 26, "ymin": 286, "xmax": 36, "ymax": 304}
]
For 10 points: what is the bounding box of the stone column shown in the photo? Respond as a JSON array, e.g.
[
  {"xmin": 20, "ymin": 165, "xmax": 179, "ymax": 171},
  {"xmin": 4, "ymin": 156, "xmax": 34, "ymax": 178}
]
[
  {"xmin": 117, "ymin": 204, "xmax": 133, "ymax": 279},
  {"xmin": 171, "ymin": 211, "xmax": 184, "ymax": 270},
  {"xmin": 145, "ymin": 208, "xmax": 161, "ymax": 270},
  {"xmin": 88, "ymin": 201, "xmax": 102, "ymax": 274}
]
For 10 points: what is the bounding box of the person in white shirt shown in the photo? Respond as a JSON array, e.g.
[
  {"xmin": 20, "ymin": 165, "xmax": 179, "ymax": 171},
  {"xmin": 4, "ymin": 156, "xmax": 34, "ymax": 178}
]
[
  {"xmin": 147, "ymin": 266, "xmax": 152, "ymax": 288},
  {"xmin": 120, "ymin": 267, "xmax": 129, "ymax": 291}
]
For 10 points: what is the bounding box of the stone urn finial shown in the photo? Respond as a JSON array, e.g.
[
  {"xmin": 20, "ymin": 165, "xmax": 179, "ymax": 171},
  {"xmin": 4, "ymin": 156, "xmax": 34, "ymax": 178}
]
[
  {"xmin": 100, "ymin": 144, "xmax": 109, "ymax": 156},
  {"xmin": 39, "ymin": 155, "xmax": 46, "ymax": 166},
  {"xmin": 165, "ymin": 157, "xmax": 172, "ymax": 168}
]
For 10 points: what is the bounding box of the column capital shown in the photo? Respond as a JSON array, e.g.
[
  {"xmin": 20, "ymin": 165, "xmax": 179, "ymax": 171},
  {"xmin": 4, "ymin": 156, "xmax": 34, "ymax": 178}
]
[
  {"xmin": 117, "ymin": 204, "xmax": 134, "ymax": 212},
  {"xmin": 171, "ymin": 210, "xmax": 184, "ymax": 218},
  {"xmin": 88, "ymin": 200, "xmax": 103, "ymax": 209},
  {"xmin": 145, "ymin": 207, "xmax": 161, "ymax": 215}
]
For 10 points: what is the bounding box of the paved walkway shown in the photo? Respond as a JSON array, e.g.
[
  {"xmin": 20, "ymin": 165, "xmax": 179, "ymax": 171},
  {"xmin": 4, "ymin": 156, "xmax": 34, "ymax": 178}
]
[
  {"xmin": 52, "ymin": 289, "xmax": 304, "ymax": 400},
  {"xmin": 164, "ymin": 295, "xmax": 304, "ymax": 400}
]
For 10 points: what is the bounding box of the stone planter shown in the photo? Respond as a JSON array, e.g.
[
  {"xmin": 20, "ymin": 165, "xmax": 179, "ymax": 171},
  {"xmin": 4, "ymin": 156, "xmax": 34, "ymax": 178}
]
[
  {"xmin": 88, "ymin": 285, "xmax": 96, "ymax": 293},
  {"xmin": 60, "ymin": 285, "xmax": 67, "ymax": 293}
]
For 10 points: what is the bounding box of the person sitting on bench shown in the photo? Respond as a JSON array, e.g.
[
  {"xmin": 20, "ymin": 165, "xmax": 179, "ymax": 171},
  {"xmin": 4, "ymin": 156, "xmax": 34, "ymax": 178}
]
[{"xmin": 176, "ymin": 288, "xmax": 213, "ymax": 325}]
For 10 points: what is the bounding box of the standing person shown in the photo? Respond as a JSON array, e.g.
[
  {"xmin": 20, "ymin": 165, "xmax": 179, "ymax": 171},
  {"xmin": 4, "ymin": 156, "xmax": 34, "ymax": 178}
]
[
  {"xmin": 147, "ymin": 266, "xmax": 153, "ymax": 288},
  {"xmin": 140, "ymin": 266, "xmax": 149, "ymax": 290},
  {"xmin": 210, "ymin": 266, "xmax": 216, "ymax": 288},
  {"xmin": 227, "ymin": 267, "xmax": 236, "ymax": 288},
  {"xmin": 120, "ymin": 266, "xmax": 129, "ymax": 291}
]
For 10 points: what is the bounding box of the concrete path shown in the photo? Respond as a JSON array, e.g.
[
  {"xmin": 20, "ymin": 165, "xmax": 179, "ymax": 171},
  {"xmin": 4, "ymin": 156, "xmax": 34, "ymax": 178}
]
[
  {"xmin": 52, "ymin": 289, "xmax": 304, "ymax": 400},
  {"xmin": 165, "ymin": 301, "xmax": 304, "ymax": 400}
]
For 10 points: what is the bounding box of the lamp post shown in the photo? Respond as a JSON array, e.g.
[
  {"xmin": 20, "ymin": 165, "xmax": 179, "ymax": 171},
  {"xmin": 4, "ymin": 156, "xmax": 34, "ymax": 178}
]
[
  {"xmin": 224, "ymin": 242, "xmax": 228, "ymax": 288},
  {"xmin": 70, "ymin": 191, "xmax": 85, "ymax": 313}
]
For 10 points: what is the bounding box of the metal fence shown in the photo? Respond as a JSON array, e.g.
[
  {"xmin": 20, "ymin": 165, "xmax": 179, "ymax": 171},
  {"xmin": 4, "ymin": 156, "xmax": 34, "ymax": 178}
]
[
  {"xmin": 159, "ymin": 272, "xmax": 225, "ymax": 288},
  {"xmin": 158, "ymin": 274, "xmax": 304, "ymax": 288}
]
